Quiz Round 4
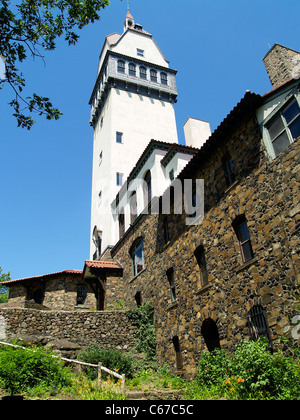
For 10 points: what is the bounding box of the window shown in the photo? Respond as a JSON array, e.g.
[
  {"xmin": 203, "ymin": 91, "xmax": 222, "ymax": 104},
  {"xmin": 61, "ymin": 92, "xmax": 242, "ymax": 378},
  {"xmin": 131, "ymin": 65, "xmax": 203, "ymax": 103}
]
[
  {"xmin": 265, "ymin": 98, "xmax": 300, "ymax": 158},
  {"xmin": 222, "ymin": 154, "xmax": 236, "ymax": 187},
  {"xmin": 129, "ymin": 63, "xmax": 136, "ymax": 77},
  {"xmin": 201, "ymin": 318, "xmax": 221, "ymax": 352},
  {"xmin": 137, "ymin": 48, "xmax": 144, "ymax": 57},
  {"xmin": 150, "ymin": 69, "xmax": 157, "ymax": 83},
  {"xmin": 98, "ymin": 191, "xmax": 102, "ymax": 206},
  {"xmin": 248, "ymin": 305, "xmax": 272, "ymax": 350},
  {"xmin": 99, "ymin": 150, "xmax": 103, "ymax": 166},
  {"xmin": 118, "ymin": 211, "xmax": 125, "ymax": 239},
  {"xmin": 172, "ymin": 336, "xmax": 183, "ymax": 371},
  {"xmin": 117, "ymin": 60, "xmax": 125, "ymax": 74},
  {"xmin": 161, "ymin": 72, "xmax": 168, "ymax": 85},
  {"xmin": 140, "ymin": 66, "xmax": 147, "ymax": 80},
  {"xmin": 143, "ymin": 170, "xmax": 152, "ymax": 207},
  {"xmin": 131, "ymin": 239, "xmax": 144, "ymax": 277},
  {"xmin": 92, "ymin": 227, "xmax": 102, "ymax": 260},
  {"xmin": 167, "ymin": 268, "xmax": 176, "ymax": 302},
  {"xmin": 194, "ymin": 245, "xmax": 208, "ymax": 286},
  {"xmin": 116, "ymin": 172, "xmax": 124, "ymax": 186},
  {"xmin": 130, "ymin": 191, "xmax": 137, "ymax": 224},
  {"xmin": 116, "ymin": 132, "xmax": 123, "ymax": 143},
  {"xmin": 77, "ymin": 285, "xmax": 87, "ymax": 305},
  {"xmin": 233, "ymin": 216, "xmax": 254, "ymax": 263}
]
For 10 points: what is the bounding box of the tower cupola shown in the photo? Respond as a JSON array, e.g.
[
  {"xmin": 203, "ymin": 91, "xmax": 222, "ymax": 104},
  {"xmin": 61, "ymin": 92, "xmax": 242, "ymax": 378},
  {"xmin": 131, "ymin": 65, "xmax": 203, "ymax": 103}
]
[{"xmin": 124, "ymin": 11, "xmax": 134, "ymax": 32}]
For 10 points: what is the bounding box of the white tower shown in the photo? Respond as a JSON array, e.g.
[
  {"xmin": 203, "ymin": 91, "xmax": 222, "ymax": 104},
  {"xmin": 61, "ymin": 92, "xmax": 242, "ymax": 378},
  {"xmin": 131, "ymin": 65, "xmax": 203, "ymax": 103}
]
[{"xmin": 89, "ymin": 12, "xmax": 178, "ymax": 259}]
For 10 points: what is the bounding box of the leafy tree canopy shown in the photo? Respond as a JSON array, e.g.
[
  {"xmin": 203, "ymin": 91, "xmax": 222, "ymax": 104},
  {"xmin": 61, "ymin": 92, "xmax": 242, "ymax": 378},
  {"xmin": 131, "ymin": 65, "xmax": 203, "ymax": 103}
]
[
  {"xmin": 0, "ymin": 0, "xmax": 110, "ymax": 129},
  {"xmin": 0, "ymin": 267, "xmax": 10, "ymax": 303}
]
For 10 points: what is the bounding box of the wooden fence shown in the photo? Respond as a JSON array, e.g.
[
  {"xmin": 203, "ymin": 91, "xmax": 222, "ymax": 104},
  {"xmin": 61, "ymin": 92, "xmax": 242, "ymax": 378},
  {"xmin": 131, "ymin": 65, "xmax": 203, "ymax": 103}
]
[{"xmin": 0, "ymin": 340, "xmax": 126, "ymax": 395}]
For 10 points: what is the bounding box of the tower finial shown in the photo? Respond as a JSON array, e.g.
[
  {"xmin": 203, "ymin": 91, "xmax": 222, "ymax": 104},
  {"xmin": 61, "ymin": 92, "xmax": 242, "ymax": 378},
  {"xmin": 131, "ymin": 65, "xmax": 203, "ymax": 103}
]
[{"xmin": 127, "ymin": 0, "xmax": 130, "ymax": 13}]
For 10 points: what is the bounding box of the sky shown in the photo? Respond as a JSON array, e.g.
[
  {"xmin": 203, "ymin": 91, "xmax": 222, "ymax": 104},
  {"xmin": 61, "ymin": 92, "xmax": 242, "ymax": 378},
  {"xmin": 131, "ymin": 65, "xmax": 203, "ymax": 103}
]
[{"xmin": 0, "ymin": 0, "xmax": 299, "ymax": 280}]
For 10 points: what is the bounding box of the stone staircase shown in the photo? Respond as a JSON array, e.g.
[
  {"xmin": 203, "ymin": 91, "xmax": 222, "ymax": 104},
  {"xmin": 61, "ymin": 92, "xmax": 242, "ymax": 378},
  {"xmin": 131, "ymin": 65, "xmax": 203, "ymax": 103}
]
[{"xmin": 126, "ymin": 389, "xmax": 184, "ymax": 400}]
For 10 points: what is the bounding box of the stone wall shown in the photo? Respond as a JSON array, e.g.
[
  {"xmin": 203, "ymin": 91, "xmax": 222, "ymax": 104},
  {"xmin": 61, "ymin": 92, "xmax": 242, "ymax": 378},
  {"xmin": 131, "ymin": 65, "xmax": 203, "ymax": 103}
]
[
  {"xmin": 0, "ymin": 307, "xmax": 138, "ymax": 353},
  {"xmin": 111, "ymin": 111, "xmax": 300, "ymax": 377}
]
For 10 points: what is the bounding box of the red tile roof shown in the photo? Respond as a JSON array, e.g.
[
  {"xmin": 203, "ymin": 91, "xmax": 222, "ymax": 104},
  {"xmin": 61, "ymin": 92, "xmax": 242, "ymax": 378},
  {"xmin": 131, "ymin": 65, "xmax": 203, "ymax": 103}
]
[
  {"xmin": 84, "ymin": 260, "xmax": 123, "ymax": 269},
  {"xmin": 1, "ymin": 270, "xmax": 82, "ymax": 286}
]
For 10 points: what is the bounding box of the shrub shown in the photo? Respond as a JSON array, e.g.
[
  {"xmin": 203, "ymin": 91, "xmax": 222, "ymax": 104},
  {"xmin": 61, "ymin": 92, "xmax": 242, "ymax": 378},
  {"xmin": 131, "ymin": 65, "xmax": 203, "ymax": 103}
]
[
  {"xmin": 78, "ymin": 344, "xmax": 134, "ymax": 380},
  {"xmin": 126, "ymin": 302, "xmax": 156, "ymax": 361},
  {"xmin": 0, "ymin": 343, "xmax": 73, "ymax": 394},
  {"xmin": 195, "ymin": 339, "xmax": 300, "ymax": 400}
]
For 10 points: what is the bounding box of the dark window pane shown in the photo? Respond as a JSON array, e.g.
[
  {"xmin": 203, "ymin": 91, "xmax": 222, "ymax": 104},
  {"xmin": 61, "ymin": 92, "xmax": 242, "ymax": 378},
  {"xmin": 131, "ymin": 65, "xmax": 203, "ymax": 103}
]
[
  {"xmin": 289, "ymin": 116, "xmax": 300, "ymax": 139},
  {"xmin": 272, "ymin": 131, "xmax": 290, "ymax": 156},
  {"xmin": 283, "ymin": 100, "xmax": 300, "ymax": 124},
  {"xmin": 238, "ymin": 221, "xmax": 250, "ymax": 243},
  {"xmin": 267, "ymin": 115, "xmax": 285, "ymax": 140},
  {"xmin": 242, "ymin": 241, "xmax": 254, "ymax": 262}
]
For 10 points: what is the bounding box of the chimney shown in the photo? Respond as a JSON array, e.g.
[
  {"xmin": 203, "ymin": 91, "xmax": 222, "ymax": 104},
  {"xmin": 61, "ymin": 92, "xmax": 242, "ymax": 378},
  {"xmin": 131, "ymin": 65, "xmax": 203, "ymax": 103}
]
[
  {"xmin": 184, "ymin": 118, "xmax": 211, "ymax": 149},
  {"xmin": 263, "ymin": 44, "xmax": 300, "ymax": 89}
]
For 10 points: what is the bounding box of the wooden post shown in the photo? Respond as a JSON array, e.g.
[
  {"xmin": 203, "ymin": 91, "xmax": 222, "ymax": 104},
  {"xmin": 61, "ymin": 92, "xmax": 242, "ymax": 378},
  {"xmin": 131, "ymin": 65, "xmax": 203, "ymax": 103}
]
[{"xmin": 98, "ymin": 363, "xmax": 102, "ymax": 387}]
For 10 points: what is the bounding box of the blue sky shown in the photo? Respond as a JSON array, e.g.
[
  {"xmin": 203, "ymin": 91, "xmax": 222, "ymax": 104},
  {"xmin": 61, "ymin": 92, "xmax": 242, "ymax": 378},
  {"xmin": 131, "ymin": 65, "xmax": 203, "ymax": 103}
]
[{"xmin": 0, "ymin": 0, "xmax": 299, "ymax": 280}]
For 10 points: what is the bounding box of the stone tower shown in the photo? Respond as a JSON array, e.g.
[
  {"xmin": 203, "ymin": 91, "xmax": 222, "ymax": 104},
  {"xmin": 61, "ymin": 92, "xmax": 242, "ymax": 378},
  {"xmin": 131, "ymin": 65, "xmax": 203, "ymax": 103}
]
[{"xmin": 89, "ymin": 12, "xmax": 179, "ymax": 259}]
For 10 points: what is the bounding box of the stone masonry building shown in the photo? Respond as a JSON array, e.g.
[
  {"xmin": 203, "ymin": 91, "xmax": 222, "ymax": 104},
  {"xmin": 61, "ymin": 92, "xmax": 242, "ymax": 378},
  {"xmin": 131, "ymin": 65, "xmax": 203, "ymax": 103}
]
[{"xmin": 1, "ymin": 32, "xmax": 300, "ymax": 378}]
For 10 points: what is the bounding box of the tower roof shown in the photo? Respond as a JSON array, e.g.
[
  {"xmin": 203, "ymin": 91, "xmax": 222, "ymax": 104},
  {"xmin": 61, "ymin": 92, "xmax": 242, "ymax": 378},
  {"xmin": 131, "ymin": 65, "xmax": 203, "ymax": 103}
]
[{"xmin": 126, "ymin": 11, "xmax": 134, "ymax": 20}]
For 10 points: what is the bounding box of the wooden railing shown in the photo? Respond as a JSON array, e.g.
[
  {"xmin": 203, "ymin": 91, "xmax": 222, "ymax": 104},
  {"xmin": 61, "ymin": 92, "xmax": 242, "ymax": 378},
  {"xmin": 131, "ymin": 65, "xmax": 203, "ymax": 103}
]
[{"xmin": 0, "ymin": 340, "xmax": 126, "ymax": 395}]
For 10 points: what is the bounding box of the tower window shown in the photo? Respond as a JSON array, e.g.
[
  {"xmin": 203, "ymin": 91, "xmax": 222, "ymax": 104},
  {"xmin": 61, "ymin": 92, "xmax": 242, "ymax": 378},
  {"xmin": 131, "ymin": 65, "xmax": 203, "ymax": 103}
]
[
  {"xmin": 161, "ymin": 72, "xmax": 168, "ymax": 85},
  {"xmin": 116, "ymin": 172, "xmax": 124, "ymax": 186},
  {"xmin": 143, "ymin": 170, "xmax": 152, "ymax": 208},
  {"xmin": 129, "ymin": 63, "xmax": 136, "ymax": 77},
  {"xmin": 137, "ymin": 48, "xmax": 144, "ymax": 57},
  {"xmin": 140, "ymin": 66, "xmax": 147, "ymax": 80},
  {"xmin": 116, "ymin": 132, "xmax": 123, "ymax": 143},
  {"xmin": 117, "ymin": 60, "xmax": 125, "ymax": 74},
  {"xmin": 150, "ymin": 69, "xmax": 157, "ymax": 83},
  {"xmin": 119, "ymin": 211, "xmax": 125, "ymax": 239},
  {"xmin": 130, "ymin": 191, "xmax": 137, "ymax": 224}
]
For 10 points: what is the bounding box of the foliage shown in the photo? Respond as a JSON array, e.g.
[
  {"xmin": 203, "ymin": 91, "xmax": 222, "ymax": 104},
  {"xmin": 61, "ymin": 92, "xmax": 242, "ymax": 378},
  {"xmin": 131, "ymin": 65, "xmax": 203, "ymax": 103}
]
[
  {"xmin": 126, "ymin": 302, "xmax": 156, "ymax": 361},
  {"xmin": 78, "ymin": 343, "xmax": 135, "ymax": 380},
  {"xmin": 0, "ymin": 341, "xmax": 73, "ymax": 394},
  {"xmin": 195, "ymin": 339, "xmax": 300, "ymax": 400},
  {"xmin": 0, "ymin": 0, "xmax": 110, "ymax": 129},
  {"xmin": 0, "ymin": 267, "xmax": 10, "ymax": 303}
]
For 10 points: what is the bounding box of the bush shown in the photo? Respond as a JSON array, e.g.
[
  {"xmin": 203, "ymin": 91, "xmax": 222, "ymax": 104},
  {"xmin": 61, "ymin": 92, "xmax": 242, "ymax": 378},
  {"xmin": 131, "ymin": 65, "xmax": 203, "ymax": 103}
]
[
  {"xmin": 196, "ymin": 339, "xmax": 300, "ymax": 400},
  {"xmin": 0, "ymin": 342, "xmax": 73, "ymax": 394},
  {"xmin": 78, "ymin": 344, "xmax": 134, "ymax": 380},
  {"xmin": 126, "ymin": 302, "xmax": 156, "ymax": 361}
]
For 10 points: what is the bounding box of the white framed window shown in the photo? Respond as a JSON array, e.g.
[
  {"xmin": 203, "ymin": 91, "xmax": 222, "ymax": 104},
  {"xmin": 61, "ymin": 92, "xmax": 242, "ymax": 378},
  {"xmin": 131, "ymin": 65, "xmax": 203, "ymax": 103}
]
[
  {"xmin": 137, "ymin": 48, "xmax": 144, "ymax": 57},
  {"xmin": 264, "ymin": 97, "xmax": 300, "ymax": 159},
  {"xmin": 161, "ymin": 72, "xmax": 168, "ymax": 86},
  {"xmin": 117, "ymin": 59, "xmax": 125, "ymax": 74}
]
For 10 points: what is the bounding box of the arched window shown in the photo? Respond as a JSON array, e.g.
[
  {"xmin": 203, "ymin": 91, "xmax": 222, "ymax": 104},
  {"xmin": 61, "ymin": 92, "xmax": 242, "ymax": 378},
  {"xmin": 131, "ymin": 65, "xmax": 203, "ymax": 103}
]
[
  {"xmin": 92, "ymin": 226, "xmax": 102, "ymax": 260},
  {"xmin": 140, "ymin": 66, "xmax": 147, "ymax": 80},
  {"xmin": 172, "ymin": 336, "xmax": 183, "ymax": 371},
  {"xmin": 129, "ymin": 63, "xmax": 136, "ymax": 77},
  {"xmin": 130, "ymin": 191, "xmax": 137, "ymax": 224},
  {"xmin": 194, "ymin": 245, "xmax": 208, "ymax": 286},
  {"xmin": 117, "ymin": 60, "xmax": 125, "ymax": 74},
  {"xmin": 201, "ymin": 318, "xmax": 221, "ymax": 352},
  {"xmin": 166, "ymin": 267, "xmax": 176, "ymax": 303},
  {"xmin": 161, "ymin": 72, "xmax": 168, "ymax": 85},
  {"xmin": 130, "ymin": 239, "xmax": 144, "ymax": 277},
  {"xmin": 150, "ymin": 69, "xmax": 157, "ymax": 82},
  {"xmin": 143, "ymin": 170, "xmax": 152, "ymax": 208},
  {"xmin": 248, "ymin": 305, "xmax": 272, "ymax": 349}
]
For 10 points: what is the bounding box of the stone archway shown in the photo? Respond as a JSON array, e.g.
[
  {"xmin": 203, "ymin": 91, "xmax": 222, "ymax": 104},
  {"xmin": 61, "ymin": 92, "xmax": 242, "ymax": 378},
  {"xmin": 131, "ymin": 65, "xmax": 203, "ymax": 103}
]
[{"xmin": 201, "ymin": 318, "xmax": 221, "ymax": 352}]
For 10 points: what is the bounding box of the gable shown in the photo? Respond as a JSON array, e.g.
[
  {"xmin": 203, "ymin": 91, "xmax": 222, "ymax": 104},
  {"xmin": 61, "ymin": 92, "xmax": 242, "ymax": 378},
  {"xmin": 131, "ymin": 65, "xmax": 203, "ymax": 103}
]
[{"xmin": 111, "ymin": 29, "xmax": 169, "ymax": 68}]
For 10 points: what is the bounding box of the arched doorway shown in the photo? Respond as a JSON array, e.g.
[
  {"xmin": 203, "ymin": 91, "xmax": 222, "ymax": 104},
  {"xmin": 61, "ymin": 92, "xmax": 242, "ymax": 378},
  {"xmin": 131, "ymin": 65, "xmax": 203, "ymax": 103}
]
[{"xmin": 201, "ymin": 318, "xmax": 221, "ymax": 352}]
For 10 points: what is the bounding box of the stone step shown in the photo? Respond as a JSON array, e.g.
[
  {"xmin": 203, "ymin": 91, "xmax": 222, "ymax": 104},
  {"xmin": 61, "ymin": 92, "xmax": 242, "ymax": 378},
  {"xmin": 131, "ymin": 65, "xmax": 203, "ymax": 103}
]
[{"xmin": 125, "ymin": 389, "xmax": 183, "ymax": 400}]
